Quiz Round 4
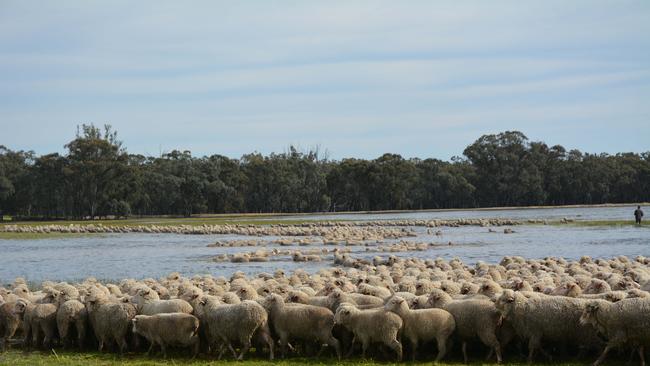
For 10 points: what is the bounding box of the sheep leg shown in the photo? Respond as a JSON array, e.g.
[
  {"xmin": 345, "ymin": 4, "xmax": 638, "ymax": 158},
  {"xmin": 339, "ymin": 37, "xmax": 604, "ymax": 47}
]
[
  {"xmin": 237, "ymin": 337, "xmax": 252, "ymax": 360},
  {"xmin": 329, "ymin": 336, "xmax": 342, "ymax": 360},
  {"xmin": 388, "ymin": 338, "xmax": 402, "ymax": 362},
  {"xmin": 638, "ymin": 346, "xmax": 646, "ymax": 366},
  {"xmin": 538, "ymin": 345, "xmax": 553, "ymax": 361},
  {"xmin": 227, "ymin": 342, "xmax": 238, "ymax": 359},
  {"xmin": 361, "ymin": 339, "xmax": 369, "ymax": 359},
  {"xmin": 527, "ymin": 336, "xmax": 541, "ymax": 364},
  {"xmin": 190, "ymin": 337, "xmax": 199, "ymax": 359},
  {"xmin": 462, "ymin": 341, "xmax": 468, "ymax": 364},
  {"xmin": 216, "ymin": 344, "xmax": 226, "ymax": 360},
  {"xmin": 593, "ymin": 344, "xmax": 613, "ymax": 366},
  {"xmin": 435, "ymin": 335, "xmax": 448, "ymax": 362},
  {"xmin": 479, "ymin": 331, "xmax": 502, "ymax": 363},
  {"xmin": 75, "ymin": 320, "xmax": 86, "ymax": 350},
  {"xmin": 259, "ymin": 329, "xmax": 274, "ymax": 360},
  {"xmin": 117, "ymin": 337, "xmax": 128, "ymax": 356},
  {"xmin": 279, "ymin": 334, "xmax": 289, "ymax": 358},
  {"xmin": 410, "ymin": 339, "xmax": 418, "ymax": 361},
  {"xmin": 31, "ymin": 324, "xmax": 41, "ymax": 349},
  {"xmin": 160, "ymin": 342, "xmax": 167, "ymax": 359},
  {"xmin": 146, "ymin": 341, "xmax": 155, "ymax": 356},
  {"xmin": 346, "ymin": 336, "xmax": 356, "ymax": 358},
  {"xmin": 42, "ymin": 325, "xmax": 55, "ymax": 349},
  {"xmin": 486, "ymin": 349, "xmax": 494, "ymax": 361}
]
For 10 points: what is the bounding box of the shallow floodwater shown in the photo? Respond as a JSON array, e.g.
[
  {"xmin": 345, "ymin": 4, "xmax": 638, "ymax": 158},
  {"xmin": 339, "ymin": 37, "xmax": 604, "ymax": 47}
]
[
  {"xmin": 1, "ymin": 220, "xmax": 649, "ymax": 283},
  {"xmin": 266, "ymin": 205, "xmax": 642, "ymax": 222}
]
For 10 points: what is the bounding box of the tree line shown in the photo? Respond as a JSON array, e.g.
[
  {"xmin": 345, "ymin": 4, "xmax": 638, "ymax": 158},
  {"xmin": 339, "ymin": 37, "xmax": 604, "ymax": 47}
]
[{"xmin": 1, "ymin": 125, "xmax": 648, "ymax": 219}]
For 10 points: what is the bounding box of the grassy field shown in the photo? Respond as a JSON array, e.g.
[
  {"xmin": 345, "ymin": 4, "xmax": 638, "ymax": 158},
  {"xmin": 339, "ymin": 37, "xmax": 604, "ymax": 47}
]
[
  {"xmin": 564, "ymin": 220, "xmax": 649, "ymax": 227},
  {"xmin": 0, "ymin": 216, "xmax": 345, "ymax": 228},
  {"xmin": 0, "ymin": 349, "xmax": 610, "ymax": 366}
]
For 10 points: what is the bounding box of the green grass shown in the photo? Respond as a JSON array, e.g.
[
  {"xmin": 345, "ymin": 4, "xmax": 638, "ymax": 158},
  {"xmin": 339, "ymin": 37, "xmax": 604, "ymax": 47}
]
[
  {"xmin": 0, "ymin": 350, "xmax": 604, "ymax": 366},
  {"xmin": 0, "ymin": 232, "xmax": 102, "ymax": 240},
  {"xmin": 0, "ymin": 216, "xmax": 346, "ymax": 228}
]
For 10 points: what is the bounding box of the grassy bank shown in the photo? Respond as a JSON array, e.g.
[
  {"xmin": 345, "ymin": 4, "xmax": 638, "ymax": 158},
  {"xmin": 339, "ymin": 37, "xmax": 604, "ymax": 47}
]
[
  {"xmin": 0, "ymin": 232, "xmax": 101, "ymax": 240},
  {"xmin": 0, "ymin": 350, "xmax": 607, "ymax": 366},
  {"xmin": 0, "ymin": 216, "xmax": 345, "ymax": 228},
  {"xmin": 562, "ymin": 220, "xmax": 649, "ymax": 228}
]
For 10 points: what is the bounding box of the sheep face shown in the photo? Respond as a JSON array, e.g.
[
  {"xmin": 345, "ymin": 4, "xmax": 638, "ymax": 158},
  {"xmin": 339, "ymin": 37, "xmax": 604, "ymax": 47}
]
[
  {"xmin": 579, "ymin": 302, "xmax": 601, "ymax": 328},
  {"xmin": 12, "ymin": 299, "xmax": 28, "ymax": 316},
  {"xmin": 495, "ymin": 290, "xmax": 517, "ymax": 318},
  {"xmin": 333, "ymin": 306, "xmax": 353, "ymax": 325},
  {"xmin": 385, "ymin": 296, "xmax": 407, "ymax": 313},
  {"xmin": 131, "ymin": 316, "xmax": 141, "ymax": 334},
  {"xmin": 42, "ymin": 288, "xmax": 61, "ymax": 303}
]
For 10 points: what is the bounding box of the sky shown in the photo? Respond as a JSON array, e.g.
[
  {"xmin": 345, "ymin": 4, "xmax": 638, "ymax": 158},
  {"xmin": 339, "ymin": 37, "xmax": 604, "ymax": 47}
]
[{"xmin": 1, "ymin": 0, "xmax": 649, "ymax": 160}]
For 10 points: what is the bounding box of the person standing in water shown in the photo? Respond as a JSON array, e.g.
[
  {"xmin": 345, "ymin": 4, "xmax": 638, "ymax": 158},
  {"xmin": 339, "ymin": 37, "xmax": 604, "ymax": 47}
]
[{"xmin": 634, "ymin": 206, "xmax": 644, "ymax": 225}]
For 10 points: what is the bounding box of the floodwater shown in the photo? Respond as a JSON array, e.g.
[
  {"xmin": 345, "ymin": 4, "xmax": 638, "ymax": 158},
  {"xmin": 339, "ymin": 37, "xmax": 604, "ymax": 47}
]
[
  {"xmin": 1, "ymin": 206, "xmax": 648, "ymax": 283},
  {"xmin": 266, "ymin": 204, "xmax": 643, "ymax": 222}
]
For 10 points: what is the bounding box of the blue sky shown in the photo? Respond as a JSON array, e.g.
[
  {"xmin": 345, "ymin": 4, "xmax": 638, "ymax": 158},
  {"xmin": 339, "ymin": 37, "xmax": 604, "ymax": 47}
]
[{"xmin": 1, "ymin": 1, "xmax": 649, "ymax": 160}]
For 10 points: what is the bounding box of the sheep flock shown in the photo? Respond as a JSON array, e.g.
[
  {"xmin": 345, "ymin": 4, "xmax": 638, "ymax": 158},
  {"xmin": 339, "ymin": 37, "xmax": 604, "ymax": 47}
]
[{"xmin": 2, "ymin": 254, "xmax": 650, "ymax": 365}]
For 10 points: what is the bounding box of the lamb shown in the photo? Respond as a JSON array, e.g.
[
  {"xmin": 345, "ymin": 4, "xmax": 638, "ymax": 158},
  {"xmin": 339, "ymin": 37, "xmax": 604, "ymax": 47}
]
[
  {"xmin": 427, "ymin": 289, "xmax": 503, "ymax": 363},
  {"xmin": 0, "ymin": 300, "xmax": 22, "ymax": 351},
  {"xmin": 85, "ymin": 289, "xmax": 137, "ymax": 354},
  {"xmin": 384, "ymin": 296, "xmax": 455, "ymax": 361},
  {"xmin": 334, "ymin": 303, "xmax": 402, "ymax": 361},
  {"xmin": 132, "ymin": 288, "xmax": 193, "ymax": 315},
  {"xmin": 13, "ymin": 298, "xmax": 58, "ymax": 349},
  {"xmin": 496, "ymin": 289, "xmax": 601, "ymax": 363},
  {"xmin": 56, "ymin": 299, "xmax": 88, "ymax": 349},
  {"xmin": 131, "ymin": 313, "xmax": 200, "ymax": 358},
  {"xmin": 265, "ymin": 294, "xmax": 341, "ymax": 359},
  {"xmin": 580, "ymin": 298, "xmax": 650, "ymax": 366},
  {"xmin": 199, "ymin": 299, "xmax": 274, "ymax": 360}
]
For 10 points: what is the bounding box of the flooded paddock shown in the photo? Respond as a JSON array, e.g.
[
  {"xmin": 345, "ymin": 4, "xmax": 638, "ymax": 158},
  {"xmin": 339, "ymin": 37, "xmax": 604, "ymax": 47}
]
[{"xmin": 1, "ymin": 205, "xmax": 648, "ymax": 282}]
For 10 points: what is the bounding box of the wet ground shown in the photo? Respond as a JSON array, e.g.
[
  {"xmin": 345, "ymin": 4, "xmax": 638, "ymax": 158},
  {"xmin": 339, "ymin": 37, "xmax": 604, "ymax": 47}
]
[{"xmin": 1, "ymin": 206, "xmax": 648, "ymax": 282}]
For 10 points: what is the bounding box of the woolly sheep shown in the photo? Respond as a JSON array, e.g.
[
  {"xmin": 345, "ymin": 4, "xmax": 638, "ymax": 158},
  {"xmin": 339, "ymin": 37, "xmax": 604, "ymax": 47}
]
[
  {"xmin": 265, "ymin": 294, "xmax": 340, "ymax": 359},
  {"xmin": 334, "ymin": 303, "xmax": 402, "ymax": 360},
  {"xmin": 496, "ymin": 289, "xmax": 601, "ymax": 363},
  {"xmin": 132, "ymin": 288, "xmax": 193, "ymax": 315},
  {"xmin": 580, "ymin": 298, "xmax": 650, "ymax": 366},
  {"xmin": 384, "ymin": 296, "xmax": 455, "ymax": 361},
  {"xmin": 13, "ymin": 298, "xmax": 58, "ymax": 349},
  {"xmin": 132, "ymin": 313, "xmax": 200, "ymax": 358},
  {"xmin": 85, "ymin": 289, "xmax": 137, "ymax": 354},
  {"xmin": 200, "ymin": 299, "xmax": 274, "ymax": 360},
  {"xmin": 0, "ymin": 300, "xmax": 21, "ymax": 351},
  {"xmin": 427, "ymin": 289, "xmax": 503, "ymax": 363},
  {"xmin": 56, "ymin": 299, "xmax": 88, "ymax": 349}
]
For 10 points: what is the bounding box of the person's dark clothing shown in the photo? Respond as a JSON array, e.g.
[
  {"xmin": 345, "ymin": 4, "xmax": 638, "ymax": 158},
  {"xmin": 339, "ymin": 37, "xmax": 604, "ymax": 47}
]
[{"xmin": 635, "ymin": 208, "xmax": 644, "ymax": 224}]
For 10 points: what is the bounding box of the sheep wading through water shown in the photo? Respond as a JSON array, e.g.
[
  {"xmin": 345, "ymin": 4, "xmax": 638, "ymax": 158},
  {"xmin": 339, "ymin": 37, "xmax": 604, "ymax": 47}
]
[{"xmin": 1, "ymin": 254, "xmax": 650, "ymax": 364}]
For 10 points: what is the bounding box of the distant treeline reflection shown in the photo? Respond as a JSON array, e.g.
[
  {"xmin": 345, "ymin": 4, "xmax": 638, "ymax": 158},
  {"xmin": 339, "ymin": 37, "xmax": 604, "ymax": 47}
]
[{"xmin": 1, "ymin": 126, "xmax": 648, "ymax": 219}]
